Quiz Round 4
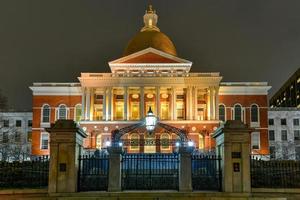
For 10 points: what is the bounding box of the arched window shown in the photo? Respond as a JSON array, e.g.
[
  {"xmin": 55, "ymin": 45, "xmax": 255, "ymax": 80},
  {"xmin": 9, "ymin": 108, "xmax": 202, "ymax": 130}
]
[
  {"xmin": 74, "ymin": 104, "xmax": 82, "ymax": 122},
  {"xmin": 199, "ymin": 134, "xmax": 204, "ymax": 150},
  {"xmin": 219, "ymin": 104, "xmax": 226, "ymax": 122},
  {"xmin": 161, "ymin": 133, "xmax": 170, "ymax": 150},
  {"xmin": 96, "ymin": 134, "xmax": 101, "ymax": 149},
  {"xmin": 234, "ymin": 104, "xmax": 242, "ymax": 121},
  {"xmin": 130, "ymin": 133, "xmax": 139, "ymax": 151},
  {"xmin": 251, "ymin": 104, "xmax": 259, "ymax": 122},
  {"xmin": 57, "ymin": 105, "xmax": 67, "ymax": 120},
  {"xmin": 42, "ymin": 104, "xmax": 50, "ymax": 123}
]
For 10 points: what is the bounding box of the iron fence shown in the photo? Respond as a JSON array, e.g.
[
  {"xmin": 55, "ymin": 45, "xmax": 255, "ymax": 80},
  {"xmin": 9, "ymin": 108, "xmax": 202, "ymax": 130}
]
[
  {"xmin": 122, "ymin": 153, "xmax": 179, "ymax": 190},
  {"xmin": 0, "ymin": 156, "xmax": 49, "ymax": 188},
  {"xmin": 251, "ymin": 157, "xmax": 300, "ymax": 188},
  {"xmin": 192, "ymin": 154, "xmax": 222, "ymax": 191},
  {"xmin": 78, "ymin": 154, "xmax": 109, "ymax": 191}
]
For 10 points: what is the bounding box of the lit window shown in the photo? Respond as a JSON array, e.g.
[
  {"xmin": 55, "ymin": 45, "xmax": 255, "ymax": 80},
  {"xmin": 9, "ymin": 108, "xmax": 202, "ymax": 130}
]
[
  {"xmin": 219, "ymin": 104, "xmax": 225, "ymax": 121},
  {"xmin": 74, "ymin": 104, "xmax": 82, "ymax": 122},
  {"xmin": 199, "ymin": 134, "xmax": 204, "ymax": 150},
  {"xmin": 96, "ymin": 134, "xmax": 102, "ymax": 149},
  {"xmin": 161, "ymin": 133, "xmax": 170, "ymax": 150},
  {"xmin": 251, "ymin": 132, "xmax": 260, "ymax": 149},
  {"xmin": 130, "ymin": 133, "xmax": 139, "ymax": 151},
  {"xmin": 40, "ymin": 132, "xmax": 49, "ymax": 150},
  {"xmin": 42, "ymin": 105, "xmax": 50, "ymax": 123}
]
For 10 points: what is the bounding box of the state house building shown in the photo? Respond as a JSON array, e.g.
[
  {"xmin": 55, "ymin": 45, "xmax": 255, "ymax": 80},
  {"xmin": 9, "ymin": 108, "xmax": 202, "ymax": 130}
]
[{"xmin": 30, "ymin": 6, "xmax": 271, "ymax": 156}]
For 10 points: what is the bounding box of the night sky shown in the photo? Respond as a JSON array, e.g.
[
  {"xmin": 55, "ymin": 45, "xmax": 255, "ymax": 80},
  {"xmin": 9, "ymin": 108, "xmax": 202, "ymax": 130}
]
[{"xmin": 0, "ymin": 0, "xmax": 299, "ymax": 110}]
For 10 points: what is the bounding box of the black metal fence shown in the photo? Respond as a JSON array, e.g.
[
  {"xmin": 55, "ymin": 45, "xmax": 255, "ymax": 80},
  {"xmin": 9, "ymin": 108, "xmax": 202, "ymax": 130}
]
[
  {"xmin": 78, "ymin": 154, "xmax": 109, "ymax": 191},
  {"xmin": 251, "ymin": 157, "xmax": 300, "ymax": 188},
  {"xmin": 122, "ymin": 153, "xmax": 179, "ymax": 190},
  {"xmin": 192, "ymin": 154, "xmax": 222, "ymax": 191},
  {"xmin": 0, "ymin": 156, "xmax": 49, "ymax": 188}
]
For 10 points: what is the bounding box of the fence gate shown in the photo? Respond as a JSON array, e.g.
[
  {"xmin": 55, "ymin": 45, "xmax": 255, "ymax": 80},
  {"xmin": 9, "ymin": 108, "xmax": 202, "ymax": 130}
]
[
  {"xmin": 122, "ymin": 153, "xmax": 179, "ymax": 190},
  {"xmin": 77, "ymin": 154, "xmax": 109, "ymax": 191},
  {"xmin": 192, "ymin": 154, "xmax": 222, "ymax": 191}
]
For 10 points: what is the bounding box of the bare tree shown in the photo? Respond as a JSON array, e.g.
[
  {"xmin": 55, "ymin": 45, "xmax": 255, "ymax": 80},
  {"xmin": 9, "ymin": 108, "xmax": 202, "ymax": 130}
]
[{"xmin": 0, "ymin": 116, "xmax": 30, "ymax": 161}]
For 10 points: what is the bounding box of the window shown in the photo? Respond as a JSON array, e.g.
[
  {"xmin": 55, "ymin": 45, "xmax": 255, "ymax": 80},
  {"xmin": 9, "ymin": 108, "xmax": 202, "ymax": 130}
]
[
  {"xmin": 28, "ymin": 120, "xmax": 32, "ymax": 127},
  {"xmin": 281, "ymin": 130, "xmax": 287, "ymax": 141},
  {"xmin": 3, "ymin": 120, "xmax": 9, "ymax": 127},
  {"xmin": 15, "ymin": 132, "xmax": 21, "ymax": 142},
  {"xmin": 219, "ymin": 105, "xmax": 225, "ymax": 122},
  {"xmin": 199, "ymin": 134, "xmax": 204, "ymax": 150},
  {"xmin": 234, "ymin": 104, "xmax": 242, "ymax": 121},
  {"xmin": 2, "ymin": 132, "xmax": 8, "ymax": 143},
  {"xmin": 282, "ymin": 146, "xmax": 289, "ymax": 160},
  {"xmin": 251, "ymin": 132, "xmax": 260, "ymax": 149},
  {"xmin": 269, "ymin": 130, "xmax": 275, "ymax": 141},
  {"xmin": 161, "ymin": 133, "xmax": 170, "ymax": 150},
  {"xmin": 42, "ymin": 105, "xmax": 50, "ymax": 123},
  {"xmin": 57, "ymin": 105, "xmax": 67, "ymax": 120},
  {"xmin": 130, "ymin": 133, "xmax": 139, "ymax": 151},
  {"xmin": 295, "ymin": 130, "xmax": 300, "ymax": 140},
  {"xmin": 40, "ymin": 132, "xmax": 49, "ymax": 150},
  {"xmin": 250, "ymin": 105, "xmax": 259, "ymax": 122},
  {"xmin": 16, "ymin": 120, "xmax": 22, "ymax": 127},
  {"xmin": 27, "ymin": 131, "xmax": 32, "ymax": 142},
  {"xmin": 281, "ymin": 118, "xmax": 287, "ymax": 125},
  {"xmin": 296, "ymin": 147, "xmax": 300, "ymax": 160},
  {"xmin": 74, "ymin": 104, "xmax": 82, "ymax": 122},
  {"xmin": 294, "ymin": 119, "xmax": 299, "ymax": 126},
  {"xmin": 96, "ymin": 134, "xmax": 101, "ymax": 149},
  {"xmin": 269, "ymin": 146, "xmax": 275, "ymax": 159},
  {"xmin": 268, "ymin": 119, "xmax": 274, "ymax": 125}
]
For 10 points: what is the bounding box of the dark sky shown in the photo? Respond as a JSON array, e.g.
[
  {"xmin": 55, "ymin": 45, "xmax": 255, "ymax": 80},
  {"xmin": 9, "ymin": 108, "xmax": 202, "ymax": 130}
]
[{"xmin": 0, "ymin": 0, "xmax": 299, "ymax": 110}]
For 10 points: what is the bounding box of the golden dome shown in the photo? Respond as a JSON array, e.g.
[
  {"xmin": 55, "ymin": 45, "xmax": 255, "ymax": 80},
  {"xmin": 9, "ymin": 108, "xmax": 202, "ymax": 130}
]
[{"xmin": 123, "ymin": 5, "xmax": 177, "ymax": 57}]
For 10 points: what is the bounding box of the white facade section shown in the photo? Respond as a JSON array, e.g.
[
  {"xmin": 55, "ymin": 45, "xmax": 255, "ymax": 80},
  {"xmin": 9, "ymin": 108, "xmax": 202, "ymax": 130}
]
[
  {"xmin": 268, "ymin": 108, "xmax": 300, "ymax": 160},
  {"xmin": 30, "ymin": 83, "xmax": 81, "ymax": 96},
  {"xmin": 220, "ymin": 82, "xmax": 271, "ymax": 95}
]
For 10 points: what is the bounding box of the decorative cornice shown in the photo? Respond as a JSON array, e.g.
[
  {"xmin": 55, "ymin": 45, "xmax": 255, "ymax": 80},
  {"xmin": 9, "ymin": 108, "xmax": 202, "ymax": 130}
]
[{"xmin": 30, "ymin": 86, "xmax": 82, "ymax": 96}]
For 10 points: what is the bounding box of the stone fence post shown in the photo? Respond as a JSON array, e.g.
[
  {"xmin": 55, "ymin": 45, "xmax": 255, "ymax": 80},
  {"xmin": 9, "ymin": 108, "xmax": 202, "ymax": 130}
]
[
  {"xmin": 107, "ymin": 146, "xmax": 123, "ymax": 192},
  {"xmin": 179, "ymin": 146, "xmax": 193, "ymax": 192},
  {"xmin": 212, "ymin": 120, "xmax": 253, "ymax": 193},
  {"xmin": 46, "ymin": 120, "xmax": 87, "ymax": 193}
]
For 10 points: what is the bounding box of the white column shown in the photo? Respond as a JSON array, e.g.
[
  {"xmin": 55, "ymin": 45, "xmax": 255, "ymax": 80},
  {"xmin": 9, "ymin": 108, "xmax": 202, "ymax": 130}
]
[
  {"xmin": 189, "ymin": 87, "xmax": 193, "ymax": 120},
  {"xmin": 210, "ymin": 87, "xmax": 215, "ymax": 120},
  {"xmin": 215, "ymin": 86, "xmax": 220, "ymax": 120},
  {"xmin": 172, "ymin": 87, "xmax": 177, "ymax": 120},
  {"xmin": 103, "ymin": 88, "xmax": 106, "ymax": 121},
  {"xmin": 156, "ymin": 86, "xmax": 160, "ymax": 118},
  {"xmin": 89, "ymin": 88, "xmax": 94, "ymax": 120},
  {"xmin": 186, "ymin": 87, "xmax": 189, "ymax": 120},
  {"xmin": 85, "ymin": 88, "xmax": 91, "ymax": 120},
  {"xmin": 124, "ymin": 86, "xmax": 128, "ymax": 120},
  {"xmin": 194, "ymin": 86, "xmax": 198, "ymax": 120},
  {"xmin": 81, "ymin": 88, "xmax": 86, "ymax": 120},
  {"xmin": 107, "ymin": 88, "xmax": 112, "ymax": 121},
  {"xmin": 207, "ymin": 88, "xmax": 211, "ymax": 120},
  {"xmin": 140, "ymin": 87, "xmax": 144, "ymax": 119}
]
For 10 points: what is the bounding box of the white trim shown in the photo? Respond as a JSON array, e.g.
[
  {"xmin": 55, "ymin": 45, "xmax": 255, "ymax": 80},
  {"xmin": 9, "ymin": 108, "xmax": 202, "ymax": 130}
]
[
  {"xmin": 30, "ymin": 86, "xmax": 81, "ymax": 96},
  {"xmin": 219, "ymin": 84, "xmax": 271, "ymax": 95}
]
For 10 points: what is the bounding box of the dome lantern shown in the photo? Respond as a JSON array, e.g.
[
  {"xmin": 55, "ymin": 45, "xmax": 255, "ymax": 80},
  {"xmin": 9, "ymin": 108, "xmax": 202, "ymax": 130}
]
[{"xmin": 141, "ymin": 5, "xmax": 160, "ymax": 32}]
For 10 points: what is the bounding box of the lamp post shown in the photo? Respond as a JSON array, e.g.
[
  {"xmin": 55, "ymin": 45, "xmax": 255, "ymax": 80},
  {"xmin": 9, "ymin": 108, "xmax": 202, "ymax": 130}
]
[{"xmin": 145, "ymin": 106, "xmax": 157, "ymax": 134}]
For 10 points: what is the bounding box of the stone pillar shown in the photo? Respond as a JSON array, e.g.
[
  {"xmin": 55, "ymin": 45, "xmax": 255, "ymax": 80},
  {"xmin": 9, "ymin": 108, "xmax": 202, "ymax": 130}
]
[
  {"xmin": 206, "ymin": 88, "xmax": 211, "ymax": 120},
  {"xmin": 172, "ymin": 87, "xmax": 176, "ymax": 120},
  {"xmin": 46, "ymin": 120, "xmax": 87, "ymax": 193},
  {"xmin": 178, "ymin": 147, "xmax": 193, "ymax": 192},
  {"xmin": 212, "ymin": 120, "xmax": 252, "ymax": 193},
  {"xmin": 81, "ymin": 88, "xmax": 86, "ymax": 120},
  {"xmin": 124, "ymin": 86, "xmax": 128, "ymax": 120},
  {"xmin": 89, "ymin": 88, "xmax": 94, "ymax": 120},
  {"xmin": 156, "ymin": 86, "xmax": 160, "ymax": 117},
  {"xmin": 85, "ymin": 88, "xmax": 91, "ymax": 120},
  {"xmin": 107, "ymin": 147, "xmax": 123, "ymax": 192},
  {"xmin": 210, "ymin": 87, "xmax": 215, "ymax": 120},
  {"xmin": 215, "ymin": 86, "xmax": 220, "ymax": 120},
  {"xmin": 140, "ymin": 86, "xmax": 144, "ymax": 118},
  {"xmin": 186, "ymin": 87, "xmax": 190, "ymax": 120},
  {"xmin": 103, "ymin": 88, "xmax": 106, "ymax": 121},
  {"xmin": 108, "ymin": 88, "xmax": 112, "ymax": 121},
  {"xmin": 194, "ymin": 86, "xmax": 198, "ymax": 120}
]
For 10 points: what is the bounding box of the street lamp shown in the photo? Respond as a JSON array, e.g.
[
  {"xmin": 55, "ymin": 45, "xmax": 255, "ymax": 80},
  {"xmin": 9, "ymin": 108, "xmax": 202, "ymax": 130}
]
[{"xmin": 145, "ymin": 106, "xmax": 157, "ymax": 134}]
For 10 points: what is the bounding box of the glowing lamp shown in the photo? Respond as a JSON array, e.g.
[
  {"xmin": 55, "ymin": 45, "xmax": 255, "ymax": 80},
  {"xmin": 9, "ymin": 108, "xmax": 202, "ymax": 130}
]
[{"xmin": 145, "ymin": 107, "xmax": 157, "ymax": 133}]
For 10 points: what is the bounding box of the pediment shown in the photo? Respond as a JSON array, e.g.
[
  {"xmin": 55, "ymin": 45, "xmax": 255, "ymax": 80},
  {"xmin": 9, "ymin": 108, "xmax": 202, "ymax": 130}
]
[{"xmin": 109, "ymin": 48, "xmax": 192, "ymax": 64}]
